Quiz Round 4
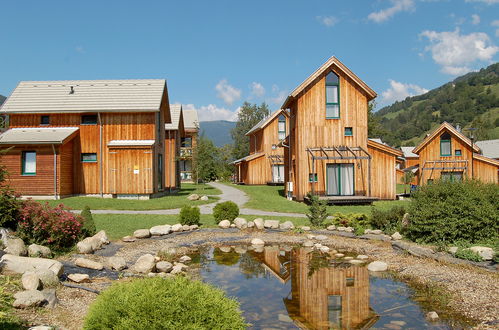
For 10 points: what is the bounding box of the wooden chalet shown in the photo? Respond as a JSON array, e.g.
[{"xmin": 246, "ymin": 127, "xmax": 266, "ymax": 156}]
[
  {"xmin": 282, "ymin": 56, "xmax": 403, "ymax": 202},
  {"xmin": 0, "ymin": 79, "xmax": 171, "ymax": 199},
  {"xmin": 179, "ymin": 109, "xmax": 198, "ymax": 182},
  {"xmin": 233, "ymin": 109, "xmax": 289, "ymax": 185},
  {"xmin": 413, "ymin": 122, "xmax": 499, "ymax": 184},
  {"xmin": 399, "ymin": 146, "xmax": 419, "ymax": 185},
  {"xmin": 164, "ymin": 104, "xmax": 185, "ymax": 192}
]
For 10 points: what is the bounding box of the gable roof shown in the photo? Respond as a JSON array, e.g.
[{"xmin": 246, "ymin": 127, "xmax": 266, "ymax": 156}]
[
  {"xmin": 401, "ymin": 146, "xmax": 418, "ymax": 158},
  {"xmin": 413, "ymin": 122, "xmax": 481, "ymax": 154},
  {"xmin": 245, "ymin": 109, "xmax": 288, "ymax": 136},
  {"xmin": 0, "ymin": 127, "xmax": 79, "ymax": 145},
  {"xmin": 476, "ymin": 139, "xmax": 499, "ymax": 159},
  {"xmin": 282, "ymin": 56, "xmax": 377, "ymax": 109},
  {"xmin": 165, "ymin": 104, "xmax": 182, "ymax": 130},
  {"xmin": 0, "ymin": 79, "xmax": 166, "ymax": 114},
  {"xmin": 367, "ymin": 139, "xmax": 403, "ymax": 157},
  {"xmin": 232, "ymin": 152, "xmax": 265, "ymax": 164},
  {"xmin": 183, "ymin": 109, "xmax": 199, "ymax": 130}
]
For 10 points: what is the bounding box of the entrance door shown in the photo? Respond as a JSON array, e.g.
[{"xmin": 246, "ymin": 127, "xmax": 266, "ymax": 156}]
[
  {"xmin": 326, "ymin": 164, "xmax": 354, "ymax": 196},
  {"xmin": 272, "ymin": 165, "xmax": 284, "ymax": 183}
]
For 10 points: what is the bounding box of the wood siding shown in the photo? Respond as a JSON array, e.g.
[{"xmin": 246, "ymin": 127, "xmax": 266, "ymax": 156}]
[
  {"xmin": 58, "ymin": 140, "xmax": 74, "ymax": 196},
  {"xmin": 108, "ymin": 147, "xmax": 153, "ymax": 194},
  {"xmin": 165, "ymin": 130, "xmax": 180, "ymax": 190},
  {"xmin": 368, "ymin": 144, "xmax": 397, "ymax": 199},
  {"xmin": 473, "ymin": 157, "xmax": 498, "ymax": 183}
]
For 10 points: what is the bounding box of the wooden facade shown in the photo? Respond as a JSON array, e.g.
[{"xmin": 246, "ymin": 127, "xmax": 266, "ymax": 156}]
[
  {"xmin": 164, "ymin": 106, "xmax": 184, "ymax": 192},
  {"xmin": 179, "ymin": 109, "xmax": 199, "ymax": 182}
]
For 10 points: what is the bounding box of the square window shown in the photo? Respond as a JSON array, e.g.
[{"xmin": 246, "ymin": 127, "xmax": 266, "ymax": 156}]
[
  {"xmin": 22, "ymin": 151, "xmax": 36, "ymax": 175},
  {"xmin": 455, "ymin": 149, "xmax": 462, "ymax": 156},
  {"xmin": 326, "ymin": 104, "xmax": 339, "ymax": 118},
  {"xmin": 81, "ymin": 115, "xmax": 98, "ymax": 125},
  {"xmin": 40, "ymin": 115, "xmax": 50, "ymax": 125},
  {"xmin": 345, "ymin": 127, "xmax": 353, "ymax": 136},
  {"xmin": 346, "ymin": 277, "xmax": 355, "ymax": 287},
  {"xmin": 309, "ymin": 173, "xmax": 318, "ymax": 182},
  {"xmin": 81, "ymin": 153, "xmax": 97, "ymax": 162}
]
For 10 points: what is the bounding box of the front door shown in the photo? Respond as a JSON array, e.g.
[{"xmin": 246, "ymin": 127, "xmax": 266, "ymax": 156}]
[{"xmin": 326, "ymin": 164, "xmax": 354, "ymax": 196}]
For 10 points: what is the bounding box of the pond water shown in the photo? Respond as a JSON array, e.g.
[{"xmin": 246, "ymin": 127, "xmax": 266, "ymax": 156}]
[{"xmin": 191, "ymin": 245, "xmax": 463, "ymax": 329}]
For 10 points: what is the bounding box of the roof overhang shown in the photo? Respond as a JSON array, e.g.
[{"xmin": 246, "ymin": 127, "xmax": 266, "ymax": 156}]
[
  {"xmin": 107, "ymin": 140, "xmax": 155, "ymax": 148},
  {"xmin": 232, "ymin": 152, "xmax": 265, "ymax": 164},
  {"xmin": 245, "ymin": 109, "xmax": 289, "ymax": 136},
  {"xmin": 473, "ymin": 154, "xmax": 499, "ymax": 167},
  {"xmin": 0, "ymin": 127, "xmax": 79, "ymax": 145},
  {"xmin": 367, "ymin": 139, "xmax": 403, "ymax": 157},
  {"xmin": 413, "ymin": 122, "xmax": 481, "ymax": 154}
]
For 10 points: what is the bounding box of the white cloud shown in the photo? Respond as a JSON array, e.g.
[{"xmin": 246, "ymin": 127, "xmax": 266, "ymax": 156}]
[
  {"xmin": 316, "ymin": 15, "xmax": 339, "ymax": 27},
  {"xmin": 420, "ymin": 28, "xmax": 499, "ymax": 75},
  {"xmin": 250, "ymin": 82, "xmax": 265, "ymax": 98},
  {"xmin": 268, "ymin": 85, "xmax": 288, "ymax": 106},
  {"xmin": 492, "ymin": 20, "xmax": 499, "ymax": 37},
  {"xmin": 465, "ymin": 0, "xmax": 499, "ymax": 4},
  {"xmin": 181, "ymin": 103, "xmax": 238, "ymax": 122},
  {"xmin": 368, "ymin": 0, "xmax": 414, "ymax": 23},
  {"xmin": 75, "ymin": 46, "xmax": 85, "ymax": 53},
  {"xmin": 215, "ymin": 79, "xmax": 241, "ymax": 106},
  {"xmin": 382, "ymin": 80, "xmax": 429, "ymax": 104},
  {"xmin": 471, "ymin": 14, "xmax": 481, "ymax": 25}
]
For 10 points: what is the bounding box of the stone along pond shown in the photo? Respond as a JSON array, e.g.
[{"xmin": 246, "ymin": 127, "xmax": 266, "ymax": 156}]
[{"xmin": 188, "ymin": 245, "xmax": 463, "ymax": 329}]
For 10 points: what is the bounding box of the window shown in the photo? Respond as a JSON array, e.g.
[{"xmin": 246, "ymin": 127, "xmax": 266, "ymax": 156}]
[
  {"xmin": 309, "ymin": 173, "xmax": 318, "ymax": 182},
  {"xmin": 440, "ymin": 132, "xmax": 451, "ymax": 156},
  {"xmin": 40, "ymin": 115, "xmax": 50, "ymax": 125},
  {"xmin": 326, "ymin": 71, "xmax": 340, "ymax": 118},
  {"xmin": 344, "ymin": 127, "xmax": 353, "ymax": 136},
  {"xmin": 81, "ymin": 115, "xmax": 98, "ymax": 125},
  {"xmin": 22, "ymin": 151, "xmax": 36, "ymax": 175},
  {"xmin": 181, "ymin": 137, "xmax": 192, "ymax": 148},
  {"xmin": 278, "ymin": 114, "xmax": 286, "ymax": 140},
  {"xmin": 328, "ymin": 295, "xmax": 342, "ymax": 328},
  {"xmin": 346, "ymin": 277, "xmax": 355, "ymax": 287},
  {"xmin": 455, "ymin": 149, "xmax": 462, "ymax": 156},
  {"xmin": 441, "ymin": 171, "xmax": 463, "ymax": 182},
  {"xmin": 81, "ymin": 153, "xmax": 97, "ymax": 162}
]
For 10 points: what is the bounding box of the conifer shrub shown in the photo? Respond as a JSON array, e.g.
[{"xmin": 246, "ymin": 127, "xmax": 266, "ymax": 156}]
[
  {"xmin": 83, "ymin": 277, "xmax": 247, "ymax": 330},
  {"xmin": 0, "ymin": 160, "xmax": 21, "ymax": 230},
  {"xmin": 80, "ymin": 206, "xmax": 96, "ymax": 238},
  {"xmin": 306, "ymin": 194, "xmax": 328, "ymax": 227},
  {"xmin": 369, "ymin": 206, "xmax": 406, "ymax": 234},
  {"xmin": 179, "ymin": 205, "xmax": 201, "ymax": 226},
  {"xmin": 213, "ymin": 201, "xmax": 239, "ymax": 222}
]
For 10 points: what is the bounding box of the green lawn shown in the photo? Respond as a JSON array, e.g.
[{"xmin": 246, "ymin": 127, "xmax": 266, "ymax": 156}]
[
  {"xmin": 233, "ymin": 184, "xmax": 410, "ymax": 215},
  {"xmin": 39, "ymin": 183, "xmax": 221, "ymax": 211}
]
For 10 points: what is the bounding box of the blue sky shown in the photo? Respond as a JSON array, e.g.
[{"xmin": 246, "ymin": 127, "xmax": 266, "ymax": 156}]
[{"xmin": 1, "ymin": 0, "xmax": 498, "ymax": 121}]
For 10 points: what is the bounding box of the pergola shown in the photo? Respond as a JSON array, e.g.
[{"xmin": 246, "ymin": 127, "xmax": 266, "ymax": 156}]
[
  {"xmin": 419, "ymin": 159, "xmax": 469, "ymax": 183},
  {"xmin": 268, "ymin": 154, "xmax": 284, "ymax": 164}
]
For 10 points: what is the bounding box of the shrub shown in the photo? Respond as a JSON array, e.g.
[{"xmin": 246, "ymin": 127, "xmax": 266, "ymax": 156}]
[
  {"xmin": 17, "ymin": 200, "xmax": 83, "ymax": 250},
  {"xmin": 406, "ymin": 180, "xmax": 499, "ymax": 244},
  {"xmin": 179, "ymin": 205, "xmax": 201, "ymax": 226},
  {"xmin": 306, "ymin": 194, "xmax": 328, "ymax": 227},
  {"xmin": 83, "ymin": 277, "xmax": 247, "ymax": 330},
  {"xmin": 454, "ymin": 248, "xmax": 483, "ymax": 262},
  {"xmin": 0, "ymin": 160, "xmax": 21, "ymax": 230},
  {"xmin": 369, "ymin": 206, "xmax": 406, "ymax": 234},
  {"xmin": 332, "ymin": 212, "xmax": 369, "ymax": 227},
  {"xmin": 213, "ymin": 201, "xmax": 239, "ymax": 223},
  {"xmin": 80, "ymin": 206, "xmax": 96, "ymax": 238}
]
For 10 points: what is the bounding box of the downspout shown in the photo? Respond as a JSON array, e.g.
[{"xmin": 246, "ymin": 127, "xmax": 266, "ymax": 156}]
[
  {"xmin": 52, "ymin": 144, "xmax": 57, "ymax": 200},
  {"xmin": 98, "ymin": 113, "xmax": 103, "ymax": 197},
  {"xmin": 168, "ymin": 130, "xmax": 172, "ymax": 193}
]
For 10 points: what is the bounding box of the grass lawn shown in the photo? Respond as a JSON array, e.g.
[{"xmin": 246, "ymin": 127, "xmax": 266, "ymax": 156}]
[
  {"xmin": 232, "ymin": 184, "xmax": 410, "ymax": 215},
  {"xmin": 38, "ymin": 183, "xmax": 221, "ymax": 211}
]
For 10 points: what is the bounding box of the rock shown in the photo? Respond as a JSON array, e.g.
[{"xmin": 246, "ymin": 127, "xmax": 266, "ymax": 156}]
[
  {"xmin": 76, "ymin": 231, "xmax": 109, "ymax": 254},
  {"xmin": 171, "ymin": 223, "xmax": 183, "ymax": 232},
  {"xmin": 156, "ymin": 261, "xmax": 173, "ymax": 273},
  {"xmin": 122, "ymin": 236, "xmax": 136, "ymax": 242},
  {"xmin": 315, "ymin": 235, "xmax": 327, "ymax": 241},
  {"xmin": 371, "ymin": 229, "xmax": 383, "ymax": 235},
  {"xmin": 367, "ymin": 261, "xmax": 388, "ymax": 272},
  {"xmin": 230, "ymin": 224, "xmax": 236, "ymax": 228},
  {"xmin": 189, "ymin": 225, "xmax": 199, "ymax": 230},
  {"xmin": 40, "ymin": 288, "xmax": 58, "ymax": 308},
  {"xmin": 67, "ymin": 273, "xmax": 90, "ymax": 283},
  {"xmin": 391, "ymin": 232, "xmax": 403, "ymax": 240},
  {"xmin": 181, "ymin": 225, "xmax": 190, "ymax": 231},
  {"xmin": 401, "ymin": 213, "xmax": 410, "ymax": 228},
  {"xmin": 301, "ymin": 226, "xmax": 311, "ymax": 231},
  {"xmin": 279, "ymin": 221, "xmax": 295, "ymax": 230},
  {"xmin": 426, "ymin": 311, "xmax": 439, "ymax": 321},
  {"xmin": 200, "ymin": 195, "xmax": 209, "ymax": 201},
  {"xmin": 335, "ymin": 253, "xmax": 345, "ymax": 258},
  {"xmin": 187, "ymin": 194, "xmax": 200, "ymax": 201},
  {"xmin": 94, "ymin": 230, "xmax": 110, "ymax": 245},
  {"xmin": 179, "ymin": 255, "xmax": 192, "ymax": 263},
  {"xmin": 13, "ymin": 290, "xmax": 47, "ymax": 308},
  {"xmin": 107, "ymin": 256, "xmax": 127, "ymax": 271},
  {"xmin": 391, "ymin": 321, "xmax": 406, "ymax": 326},
  {"xmin": 150, "ymin": 225, "xmax": 172, "ymax": 236},
  {"xmin": 469, "ymin": 246, "xmax": 494, "ymax": 261},
  {"xmin": 327, "ymin": 225, "xmax": 336, "ymax": 231},
  {"xmin": 336, "ymin": 226, "xmax": 346, "ymax": 232},
  {"xmin": 247, "ymin": 221, "xmax": 255, "ymax": 228},
  {"xmin": 218, "ymin": 220, "xmax": 231, "ymax": 229},
  {"xmin": 319, "ymin": 246, "xmax": 330, "ymax": 253},
  {"xmin": 35, "ymin": 270, "xmax": 59, "ymax": 288},
  {"xmin": 251, "ymin": 238, "xmax": 265, "ymax": 246},
  {"xmin": 0, "ymin": 255, "xmax": 64, "ymax": 277},
  {"xmin": 5, "ymin": 238, "xmax": 27, "ymax": 256},
  {"xmin": 234, "ymin": 246, "xmax": 247, "ymax": 254},
  {"xmin": 303, "ymin": 240, "xmax": 314, "ymax": 247},
  {"xmin": 253, "ymin": 246, "xmax": 264, "ymax": 253},
  {"xmin": 22, "ymin": 271, "xmax": 41, "ymax": 290},
  {"xmin": 344, "ymin": 256, "xmax": 353, "ymax": 260},
  {"xmin": 234, "ymin": 217, "xmax": 248, "ymax": 229},
  {"xmin": 29, "ymin": 326, "xmax": 54, "ymax": 330},
  {"xmin": 356, "ymin": 255, "xmax": 369, "ymax": 260},
  {"xmin": 28, "ymin": 244, "xmax": 52, "ymax": 258},
  {"xmin": 171, "ymin": 263, "xmax": 188, "ymax": 274},
  {"xmin": 75, "ymin": 258, "xmax": 104, "ymax": 271},
  {"xmin": 76, "ymin": 241, "xmax": 94, "ymax": 254},
  {"xmin": 264, "ymin": 220, "xmax": 280, "ymax": 229},
  {"xmin": 219, "ymin": 246, "xmax": 232, "ymax": 253},
  {"xmin": 349, "ymin": 259, "xmax": 365, "ymax": 265},
  {"xmin": 364, "ymin": 229, "xmax": 372, "ymax": 234},
  {"xmin": 306, "ymin": 234, "xmax": 315, "ymax": 240},
  {"xmin": 345, "ymin": 227, "xmax": 354, "ymax": 233},
  {"xmin": 253, "ymin": 218, "xmax": 264, "ymax": 230},
  {"xmin": 314, "ymin": 243, "xmax": 323, "ymax": 249},
  {"xmin": 132, "ymin": 254, "xmax": 156, "ymax": 274},
  {"xmin": 133, "ymin": 229, "xmax": 151, "ymax": 239},
  {"xmin": 448, "ymin": 247, "xmax": 458, "ymax": 255}
]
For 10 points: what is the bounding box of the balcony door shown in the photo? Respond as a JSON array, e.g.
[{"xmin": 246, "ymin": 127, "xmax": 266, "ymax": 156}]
[{"xmin": 326, "ymin": 164, "xmax": 354, "ymax": 196}]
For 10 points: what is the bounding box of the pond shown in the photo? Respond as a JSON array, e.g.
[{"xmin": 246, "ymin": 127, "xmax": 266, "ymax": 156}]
[{"xmin": 191, "ymin": 244, "xmax": 463, "ymax": 329}]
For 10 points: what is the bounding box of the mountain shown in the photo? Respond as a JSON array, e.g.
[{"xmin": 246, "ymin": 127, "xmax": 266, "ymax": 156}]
[
  {"xmin": 199, "ymin": 120, "xmax": 236, "ymax": 147},
  {"xmin": 0, "ymin": 95, "xmax": 5, "ymax": 106},
  {"xmin": 376, "ymin": 63, "xmax": 499, "ymax": 147}
]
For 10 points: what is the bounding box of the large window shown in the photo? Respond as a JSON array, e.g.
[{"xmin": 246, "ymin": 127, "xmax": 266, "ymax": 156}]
[
  {"xmin": 278, "ymin": 114, "xmax": 286, "ymax": 140},
  {"xmin": 441, "ymin": 171, "xmax": 463, "ymax": 182},
  {"xmin": 440, "ymin": 132, "xmax": 451, "ymax": 156},
  {"xmin": 22, "ymin": 151, "xmax": 36, "ymax": 175},
  {"xmin": 326, "ymin": 71, "xmax": 340, "ymax": 118}
]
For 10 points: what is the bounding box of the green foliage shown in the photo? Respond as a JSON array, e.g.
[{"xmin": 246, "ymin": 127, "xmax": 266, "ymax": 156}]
[
  {"xmin": 332, "ymin": 212, "xmax": 369, "ymax": 227},
  {"xmin": 454, "ymin": 249, "xmax": 483, "ymax": 262},
  {"xmin": 402, "ymin": 172, "xmax": 415, "ymax": 193},
  {"xmin": 369, "ymin": 206, "xmax": 406, "ymax": 234},
  {"xmin": 406, "ymin": 180, "xmax": 499, "ymax": 244},
  {"xmin": 80, "ymin": 206, "xmax": 96, "ymax": 238},
  {"xmin": 368, "ymin": 101, "xmax": 389, "ymax": 138},
  {"xmin": 193, "ymin": 136, "xmax": 219, "ymax": 182},
  {"xmin": 0, "ymin": 276, "xmax": 24, "ymax": 329},
  {"xmin": 213, "ymin": 201, "xmax": 239, "ymax": 222},
  {"xmin": 179, "ymin": 205, "xmax": 201, "ymax": 226},
  {"xmin": 306, "ymin": 194, "xmax": 328, "ymax": 227},
  {"xmin": 0, "ymin": 149, "xmax": 21, "ymax": 230},
  {"xmin": 231, "ymin": 102, "xmax": 270, "ymax": 160},
  {"xmin": 83, "ymin": 277, "xmax": 247, "ymax": 330}
]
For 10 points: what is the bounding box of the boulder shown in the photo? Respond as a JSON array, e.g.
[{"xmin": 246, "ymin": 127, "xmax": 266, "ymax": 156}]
[
  {"xmin": 356, "ymin": 255, "xmax": 369, "ymax": 260},
  {"xmin": 218, "ymin": 220, "xmax": 231, "ymax": 229},
  {"xmin": 391, "ymin": 232, "xmax": 403, "ymax": 240},
  {"xmin": 122, "ymin": 236, "xmax": 136, "ymax": 242},
  {"xmin": 28, "ymin": 326, "xmax": 54, "ymax": 330},
  {"xmin": 350, "ymin": 259, "xmax": 365, "ymax": 265},
  {"xmin": 94, "ymin": 230, "xmax": 110, "ymax": 245},
  {"xmin": 345, "ymin": 227, "xmax": 354, "ymax": 233},
  {"xmin": 179, "ymin": 255, "xmax": 192, "ymax": 263},
  {"xmin": 279, "ymin": 221, "xmax": 295, "ymax": 230},
  {"xmin": 28, "ymin": 244, "xmax": 52, "ymax": 258},
  {"xmin": 181, "ymin": 225, "xmax": 190, "ymax": 231},
  {"xmin": 133, "ymin": 229, "xmax": 151, "ymax": 239},
  {"xmin": 253, "ymin": 246, "xmax": 264, "ymax": 253},
  {"xmin": 75, "ymin": 258, "xmax": 104, "ymax": 271},
  {"xmin": 247, "ymin": 221, "xmax": 255, "ymax": 228},
  {"xmin": 426, "ymin": 311, "xmax": 439, "ymax": 321},
  {"xmin": 234, "ymin": 217, "xmax": 248, "ymax": 229},
  {"xmin": 315, "ymin": 235, "xmax": 328, "ymax": 241},
  {"xmin": 306, "ymin": 234, "xmax": 315, "ymax": 240},
  {"xmin": 234, "ymin": 246, "xmax": 247, "ymax": 254},
  {"xmin": 300, "ymin": 226, "xmax": 311, "ymax": 231},
  {"xmin": 219, "ymin": 246, "xmax": 232, "ymax": 253},
  {"xmin": 67, "ymin": 273, "xmax": 90, "ymax": 283},
  {"xmin": 76, "ymin": 241, "xmax": 94, "ymax": 254},
  {"xmin": 35, "ymin": 269, "xmax": 59, "ymax": 288},
  {"xmin": 251, "ymin": 238, "xmax": 265, "ymax": 246},
  {"xmin": 187, "ymin": 194, "xmax": 200, "ymax": 201},
  {"xmin": 13, "ymin": 290, "xmax": 46, "ymax": 308},
  {"xmin": 132, "ymin": 254, "xmax": 156, "ymax": 274},
  {"xmin": 335, "ymin": 253, "xmax": 345, "ymax": 258},
  {"xmin": 189, "ymin": 225, "xmax": 199, "ymax": 231},
  {"xmin": 303, "ymin": 240, "xmax": 314, "ymax": 247},
  {"xmin": 200, "ymin": 195, "xmax": 209, "ymax": 201},
  {"xmin": 150, "ymin": 225, "xmax": 172, "ymax": 236},
  {"xmin": 319, "ymin": 246, "xmax": 330, "ymax": 253},
  {"xmin": 40, "ymin": 288, "xmax": 58, "ymax": 308},
  {"xmin": 264, "ymin": 220, "xmax": 280, "ymax": 229},
  {"xmin": 401, "ymin": 213, "xmax": 410, "ymax": 228},
  {"xmin": 22, "ymin": 271, "xmax": 41, "ymax": 290},
  {"xmin": 344, "ymin": 256, "xmax": 353, "ymax": 260},
  {"xmin": 171, "ymin": 224, "xmax": 183, "ymax": 232},
  {"xmin": 336, "ymin": 226, "xmax": 346, "ymax": 232},
  {"xmin": 1, "ymin": 255, "xmax": 63, "ymax": 276},
  {"xmin": 4, "ymin": 238, "xmax": 27, "ymax": 256},
  {"xmin": 253, "ymin": 218, "xmax": 265, "ymax": 230},
  {"xmin": 327, "ymin": 225, "xmax": 336, "ymax": 231},
  {"xmin": 371, "ymin": 229, "xmax": 383, "ymax": 235},
  {"xmin": 155, "ymin": 261, "xmax": 173, "ymax": 273},
  {"xmin": 367, "ymin": 261, "xmax": 388, "ymax": 272},
  {"xmin": 107, "ymin": 256, "xmax": 127, "ymax": 271},
  {"xmin": 448, "ymin": 247, "xmax": 458, "ymax": 255},
  {"xmin": 170, "ymin": 263, "xmax": 188, "ymax": 275},
  {"xmin": 469, "ymin": 246, "xmax": 494, "ymax": 261},
  {"xmin": 230, "ymin": 224, "xmax": 236, "ymax": 228}
]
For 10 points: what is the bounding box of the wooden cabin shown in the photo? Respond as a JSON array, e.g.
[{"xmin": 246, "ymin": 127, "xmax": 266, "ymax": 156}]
[
  {"xmin": 0, "ymin": 79, "xmax": 171, "ymax": 199},
  {"xmin": 164, "ymin": 104, "xmax": 184, "ymax": 192},
  {"xmin": 398, "ymin": 146, "xmax": 419, "ymax": 185},
  {"xmin": 233, "ymin": 109, "xmax": 289, "ymax": 185},
  {"xmin": 413, "ymin": 122, "xmax": 499, "ymax": 184},
  {"xmin": 179, "ymin": 109, "xmax": 198, "ymax": 182},
  {"xmin": 282, "ymin": 56, "xmax": 403, "ymax": 202}
]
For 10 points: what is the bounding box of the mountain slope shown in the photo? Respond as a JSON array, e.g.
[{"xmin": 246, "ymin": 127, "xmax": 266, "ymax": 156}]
[
  {"xmin": 199, "ymin": 120, "xmax": 236, "ymax": 147},
  {"xmin": 0, "ymin": 95, "xmax": 5, "ymax": 106},
  {"xmin": 376, "ymin": 63, "xmax": 499, "ymax": 146}
]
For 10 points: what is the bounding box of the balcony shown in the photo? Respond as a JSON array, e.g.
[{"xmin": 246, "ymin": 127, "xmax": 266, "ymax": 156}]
[{"xmin": 180, "ymin": 147, "xmax": 193, "ymax": 158}]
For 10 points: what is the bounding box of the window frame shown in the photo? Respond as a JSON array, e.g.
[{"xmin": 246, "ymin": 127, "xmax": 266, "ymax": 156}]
[
  {"xmin": 277, "ymin": 114, "xmax": 286, "ymax": 140},
  {"xmin": 455, "ymin": 149, "xmax": 462, "ymax": 156},
  {"xmin": 344, "ymin": 127, "xmax": 353, "ymax": 136},
  {"xmin": 40, "ymin": 115, "xmax": 50, "ymax": 125},
  {"xmin": 440, "ymin": 133, "xmax": 452, "ymax": 156},
  {"xmin": 21, "ymin": 151, "xmax": 36, "ymax": 175},
  {"xmin": 81, "ymin": 153, "xmax": 98, "ymax": 163},
  {"xmin": 325, "ymin": 71, "xmax": 340, "ymax": 119},
  {"xmin": 309, "ymin": 173, "xmax": 318, "ymax": 183},
  {"xmin": 81, "ymin": 114, "xmax": 98, "ymax": 125}
]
